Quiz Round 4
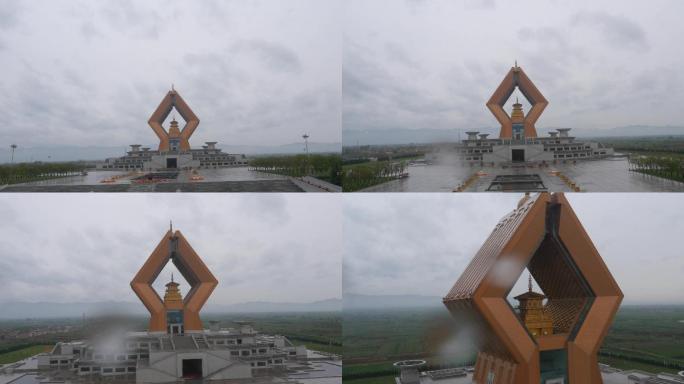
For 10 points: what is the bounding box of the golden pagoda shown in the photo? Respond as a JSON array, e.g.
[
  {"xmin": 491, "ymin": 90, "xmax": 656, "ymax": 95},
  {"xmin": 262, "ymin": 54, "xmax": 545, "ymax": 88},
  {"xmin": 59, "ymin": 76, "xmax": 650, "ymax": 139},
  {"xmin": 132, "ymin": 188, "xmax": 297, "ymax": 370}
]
[
  {"xmin": 514, "ymin": 274, "xmax": 554, "ymax": 338},
  {"xmin": 168, "ymin": 117, "xmax": 181, "ymax": 139},
  {"xmin": 163, "ymin": 273, "xmax": 184, "ymax": 310},
  {"xmin": 510, "ymin": 97, "xmax": 525, "ymax": 125}
]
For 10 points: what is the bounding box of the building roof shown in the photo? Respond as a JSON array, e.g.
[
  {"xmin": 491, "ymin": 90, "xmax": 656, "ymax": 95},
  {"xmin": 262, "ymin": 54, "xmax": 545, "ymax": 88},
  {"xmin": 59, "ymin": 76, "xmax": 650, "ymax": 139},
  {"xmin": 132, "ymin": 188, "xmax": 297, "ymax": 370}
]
[{"xmin": 513, "ymin": 290, "xmax": 546, "ymax": 301}]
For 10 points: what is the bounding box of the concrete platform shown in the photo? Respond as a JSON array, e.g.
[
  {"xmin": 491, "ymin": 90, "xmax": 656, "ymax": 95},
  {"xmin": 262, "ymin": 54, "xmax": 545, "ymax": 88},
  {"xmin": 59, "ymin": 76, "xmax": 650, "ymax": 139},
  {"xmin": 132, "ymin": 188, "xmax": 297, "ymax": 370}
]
[
  {"xmin": 0, "ymin": 180, "xmax": 304, "ymax": 192},
  {"xmin": 0, "ymin": 167, "xmax": 343, "ymax": 192},
  {"xmin": 361, "ymin": 157, "xmax": 684, "ymax": 192}
]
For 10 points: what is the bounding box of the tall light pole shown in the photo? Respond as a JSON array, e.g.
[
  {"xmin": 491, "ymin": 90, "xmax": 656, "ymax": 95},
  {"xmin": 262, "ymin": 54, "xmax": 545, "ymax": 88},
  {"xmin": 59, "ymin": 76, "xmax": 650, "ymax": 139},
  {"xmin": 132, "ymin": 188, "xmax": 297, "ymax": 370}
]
[
  {"xmin": 10, "ymin": 144, "xmax": 17, "ymax": 164},
  {"xmin": 302, "ymin": 134, "xmax": 310, "ymax": 176},
  {"xmin": 302, "ymin": 134, "xmax": 310, "ymax": 157}
]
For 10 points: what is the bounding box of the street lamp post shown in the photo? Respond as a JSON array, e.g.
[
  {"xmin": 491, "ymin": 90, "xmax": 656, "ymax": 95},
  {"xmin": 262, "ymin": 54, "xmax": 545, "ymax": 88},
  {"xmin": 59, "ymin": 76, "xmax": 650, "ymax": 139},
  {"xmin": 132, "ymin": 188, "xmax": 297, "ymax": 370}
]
[
  {"xmin": 302, "ymin": 134, "xmax": 310, "ymax": 176},
  {"xmin": 10, "ymin": 144, "xmax": 17, "ymax": 164},
  {"xmin": 302, "ymin": 134, "xmax": 310, "ymax": 157}
]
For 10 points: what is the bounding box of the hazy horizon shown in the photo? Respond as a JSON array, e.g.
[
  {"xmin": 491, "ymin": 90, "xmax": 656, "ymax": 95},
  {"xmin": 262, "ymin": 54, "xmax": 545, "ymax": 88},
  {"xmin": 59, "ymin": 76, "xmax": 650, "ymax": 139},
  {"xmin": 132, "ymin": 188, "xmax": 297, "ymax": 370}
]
[
  {"xmin": 0, "ymin": 194, "xmax": 342, "ymax": 306},
  {"xmin": 344, "ymin": 194, "xmax": 684, "ymax": 306},
  {"xmin": 0, "ymin": 141, "xmax": 342, "ymax": 164}
]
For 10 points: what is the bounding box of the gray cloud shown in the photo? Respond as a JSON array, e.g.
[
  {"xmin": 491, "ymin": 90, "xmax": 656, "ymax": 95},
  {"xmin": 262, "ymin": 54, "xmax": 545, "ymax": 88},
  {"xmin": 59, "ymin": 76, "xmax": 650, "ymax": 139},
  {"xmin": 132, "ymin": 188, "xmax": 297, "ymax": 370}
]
[
  {"xmin": 343, "ymin": 0, "xmax": 684, "ymax": 135},
  {"xmin": 0, "ymin": 194, "xmax": 341, "ymax": 305},
  {"xmin": 232, "ymin": 40, "xmax": 302, "ymax": 74},
  {"xmin": 344, "ymin": 194, "xmax": 684, "ymax": 305},
  {"xmin": 0, "ymin": 0, "xmax": 22, "ymax": 31},
  {"xmin": 571, "ymin": 11, "xmax": 648, "ymax": 51},
  {"xmin": 1, "ymin": 0, "xmax": 340, "ymax": 149}
]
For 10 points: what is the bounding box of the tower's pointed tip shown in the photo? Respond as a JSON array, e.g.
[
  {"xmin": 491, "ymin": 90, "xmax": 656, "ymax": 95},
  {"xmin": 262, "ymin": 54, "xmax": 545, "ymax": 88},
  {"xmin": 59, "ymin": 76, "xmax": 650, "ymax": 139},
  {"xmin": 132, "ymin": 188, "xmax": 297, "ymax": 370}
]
[{"xmin": 528, "ymin": 273, "xmax": 533, "ymax": 292}]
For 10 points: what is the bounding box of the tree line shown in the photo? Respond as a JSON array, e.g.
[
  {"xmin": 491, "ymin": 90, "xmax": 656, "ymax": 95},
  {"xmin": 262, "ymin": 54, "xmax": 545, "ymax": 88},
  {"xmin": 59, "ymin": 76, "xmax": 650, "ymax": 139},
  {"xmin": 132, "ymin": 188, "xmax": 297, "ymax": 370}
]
[
  {"xmin": 599, "ymin": 347, "xmax": 684, "ymax": 371},
  {"xmin": 342, "ymin": 160, "xmax": 407, "ymax": 192},
  {"xmin": 628, "ymin": 155, "xmax": 684, "ymax": 183},
  {"xmin": 0, "ymin": 162, "xmax": 88, "ymax": 185},
  {"xmin": 249, "ymin": 154, "xmax": 342, "ymax": 186}
]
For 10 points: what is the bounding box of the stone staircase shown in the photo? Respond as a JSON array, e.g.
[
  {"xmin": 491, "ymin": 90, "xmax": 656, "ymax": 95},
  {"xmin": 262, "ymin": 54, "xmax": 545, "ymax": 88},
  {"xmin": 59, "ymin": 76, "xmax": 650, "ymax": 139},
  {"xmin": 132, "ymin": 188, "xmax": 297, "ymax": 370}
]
[{"xmin": 193, "ymin": 334, "xmax": 211, "ymax": 349}]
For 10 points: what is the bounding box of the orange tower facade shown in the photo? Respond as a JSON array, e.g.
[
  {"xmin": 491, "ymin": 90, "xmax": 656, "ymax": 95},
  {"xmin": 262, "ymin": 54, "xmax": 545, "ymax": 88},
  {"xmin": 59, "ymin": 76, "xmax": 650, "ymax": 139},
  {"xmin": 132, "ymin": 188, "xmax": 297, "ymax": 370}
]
[
  {"xmin": 148, "ymin": 88, "xmax": 200, "ymax": 152},
  {"xmin": 443, "ymin": 193, "xmax": 623, "ymax": 384},
  {"xmin": 131, "ymin": 227, "xmax": 218, "ymax": 334},
  {"xmin": 487, "ymin": 64, "xmax": 548, "ymax": 139}
]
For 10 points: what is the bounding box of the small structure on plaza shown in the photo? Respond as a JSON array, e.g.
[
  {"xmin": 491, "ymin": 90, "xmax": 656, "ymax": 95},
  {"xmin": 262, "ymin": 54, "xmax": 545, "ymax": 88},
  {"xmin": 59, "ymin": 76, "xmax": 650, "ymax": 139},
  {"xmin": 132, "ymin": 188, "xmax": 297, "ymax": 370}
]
[
  {"xmin": 454, "ymin": 63, "xmax": 613, "ymax": 164},
  {"xmin": 443, "ymin": 192, "xmax": 623, "ymax": 384},
  {"xmin": 394, "ymin": 360, "xmax": 426, "ymax": 384},
  {"xmin": 100, "ymin": 87, "xmax": 247, "ymax": 171},
  {"xmin": 31, "ymin": 226, "xmax": 338, "ymax": 383}
]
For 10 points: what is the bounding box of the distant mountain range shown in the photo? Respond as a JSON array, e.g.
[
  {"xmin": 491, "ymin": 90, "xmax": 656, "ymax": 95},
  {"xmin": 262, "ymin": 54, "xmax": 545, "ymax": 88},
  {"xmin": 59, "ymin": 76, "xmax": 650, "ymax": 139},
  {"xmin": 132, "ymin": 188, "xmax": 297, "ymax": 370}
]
[
  {"xmin": 0, "ymin": 142, "xmax": 341, "ymax": 163},
  {"xmin": 343, "ymin": 293, "xmax": 443, "ymax": 310},
  {"xmin": 342, "ymin": 125, "xmax": 684, "ymax": 146},
  {"xmin": 0, "ymin": 298, "xmax": 341, "ymax": 319}
]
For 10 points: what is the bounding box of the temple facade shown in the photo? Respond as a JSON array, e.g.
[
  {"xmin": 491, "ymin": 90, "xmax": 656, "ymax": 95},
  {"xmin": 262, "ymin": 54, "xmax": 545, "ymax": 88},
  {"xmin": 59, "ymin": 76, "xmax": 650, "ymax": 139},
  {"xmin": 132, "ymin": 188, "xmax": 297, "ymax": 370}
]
[
  {"xmin": 99, "ymin": 88, "xmax": 247, "ymax": 171},
  {"xmin": 34, "ymin": 227, "xmax": 338, "ymax": 383},
  {"xmin": 453, "ymin": 64, "xmax": 614, "ymax": 165}
]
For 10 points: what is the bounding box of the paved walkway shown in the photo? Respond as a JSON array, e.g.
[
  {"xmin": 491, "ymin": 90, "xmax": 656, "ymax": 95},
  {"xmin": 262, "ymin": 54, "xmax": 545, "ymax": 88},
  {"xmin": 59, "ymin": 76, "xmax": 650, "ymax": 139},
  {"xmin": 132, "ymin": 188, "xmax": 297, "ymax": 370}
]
[
  {"xmin": 360, "ymin": 158, "xmax": 684, "ymax": 192},
  {"xmin": 1, "ymin": 180, "xmax": 304, "ymax": 192}
]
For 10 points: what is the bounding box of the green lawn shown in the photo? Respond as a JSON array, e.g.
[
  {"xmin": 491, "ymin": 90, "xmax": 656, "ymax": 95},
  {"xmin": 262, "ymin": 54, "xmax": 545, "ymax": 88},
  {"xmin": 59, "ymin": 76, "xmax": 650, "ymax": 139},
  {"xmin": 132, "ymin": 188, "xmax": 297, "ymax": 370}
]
[
  {"xmin": 0, "ymin": 345, "xmax": 52, "ymax": 364},
  {"xmin": 599, "ymin": 355, "xmax": 680, "ymax": 375},
  {"xmin": 343, "ymin": 375, "xmax": 396, "ymax": 384},
  {"xmin": 289, "ymin": 337, "xmax": 342, "ymax": 355}
]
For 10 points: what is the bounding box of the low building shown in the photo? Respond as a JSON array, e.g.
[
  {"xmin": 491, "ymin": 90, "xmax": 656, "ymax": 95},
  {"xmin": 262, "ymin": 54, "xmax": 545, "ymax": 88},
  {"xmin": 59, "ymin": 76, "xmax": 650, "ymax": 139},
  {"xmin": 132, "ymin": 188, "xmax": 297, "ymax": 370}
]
[
  {"xmin": 455, "ymin": 126, "xmax": 613, "ymax": 164},
  {"xmin": 36, "ymin": 323, "xmax": 307, "ymax": 383}
]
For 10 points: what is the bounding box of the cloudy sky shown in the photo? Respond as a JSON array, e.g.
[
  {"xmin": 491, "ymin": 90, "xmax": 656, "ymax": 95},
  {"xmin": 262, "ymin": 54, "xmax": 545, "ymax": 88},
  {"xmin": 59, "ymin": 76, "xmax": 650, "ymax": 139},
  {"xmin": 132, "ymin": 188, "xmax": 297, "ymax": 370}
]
[
  {"xmin": 0, "ymin": 0, "xmax": 340, "ymax": 148},
  {"xmin": 343, "ymin": 0, "xmax": 684, "ymax": 134},
  {"xmin": 0, "ymin": 194, "xmax": 341, "ymax": 305},
  {"xmin": 344, "ymin": 193, "xmax": 684, "ymax": 305}
]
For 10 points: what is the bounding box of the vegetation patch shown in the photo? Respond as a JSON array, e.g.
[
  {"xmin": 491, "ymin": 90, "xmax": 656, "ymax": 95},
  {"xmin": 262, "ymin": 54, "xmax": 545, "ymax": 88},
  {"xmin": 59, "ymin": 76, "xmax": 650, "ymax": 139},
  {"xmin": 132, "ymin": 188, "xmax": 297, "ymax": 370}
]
[
  {"xmin": 0, "ymin": 163, "xmax": 89, "ymax": 185},
  {"xmin": 250, "ymin": 154, "xmax": 342, "ymax": 186},
  {"xmin": 0, "ymin": 344, "xmax": 52, "ymax": 364}
]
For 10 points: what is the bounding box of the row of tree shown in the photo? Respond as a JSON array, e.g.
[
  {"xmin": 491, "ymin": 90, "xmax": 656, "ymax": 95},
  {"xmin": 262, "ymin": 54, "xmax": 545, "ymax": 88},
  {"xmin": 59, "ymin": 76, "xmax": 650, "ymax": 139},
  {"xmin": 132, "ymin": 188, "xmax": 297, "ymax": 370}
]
[
  {"xmin": 628, "ymin": 155, "xmax": 684, "ymax": 182},
  {"xmin": 249, "ymin": 154, "xmax": 342, "ymax": 186},
  {"xmin": 342, "ymin": 161, "xmax": 407, "ymax": 192},
  {"xmin": 599, "ymin": 347, "xmax": 684, "ymax": 370},
  {"xmin": 0, "ymin": 162, "xmax": 88, "ymax": 185}
]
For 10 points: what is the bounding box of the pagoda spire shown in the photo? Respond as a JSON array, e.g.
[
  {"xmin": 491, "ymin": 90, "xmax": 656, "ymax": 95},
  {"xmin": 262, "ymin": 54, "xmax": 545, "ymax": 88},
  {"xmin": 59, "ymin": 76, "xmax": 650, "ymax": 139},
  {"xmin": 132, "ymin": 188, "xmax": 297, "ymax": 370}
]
[{"xmin": 528, "ymin": 273, "xmax": 532, "ymax": 292}]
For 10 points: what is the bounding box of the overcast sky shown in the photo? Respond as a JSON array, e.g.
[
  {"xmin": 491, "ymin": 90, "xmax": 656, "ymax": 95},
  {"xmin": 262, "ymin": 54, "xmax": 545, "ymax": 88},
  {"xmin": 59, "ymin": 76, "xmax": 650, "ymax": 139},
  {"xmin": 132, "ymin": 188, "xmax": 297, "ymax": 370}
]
[
  {"xmin": 0, "ymin": 194, "xmax": 341, "ymax": 305},
  {"xmin": 0, "ymin": 0, "xmax": 340, "ymax": 148},
  {"xmin": 343, "ymin": 0, "xmax": 684, "ymax": 134},
  {"xmin": 344, "ymin": 193, "xmax": 684, "ymax": 305}
]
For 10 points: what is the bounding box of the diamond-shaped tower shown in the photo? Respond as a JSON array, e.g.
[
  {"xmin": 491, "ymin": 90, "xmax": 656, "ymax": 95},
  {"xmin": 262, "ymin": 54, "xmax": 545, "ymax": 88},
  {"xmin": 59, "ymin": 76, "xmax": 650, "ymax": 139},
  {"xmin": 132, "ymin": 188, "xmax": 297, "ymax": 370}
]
[
  {"xmin": 131, "ymin": 226, "xmax": 218, "ymax": 334},
  {"xmin": 443, "ymin": 193, "xmax": 622, "ymax": 384}
]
